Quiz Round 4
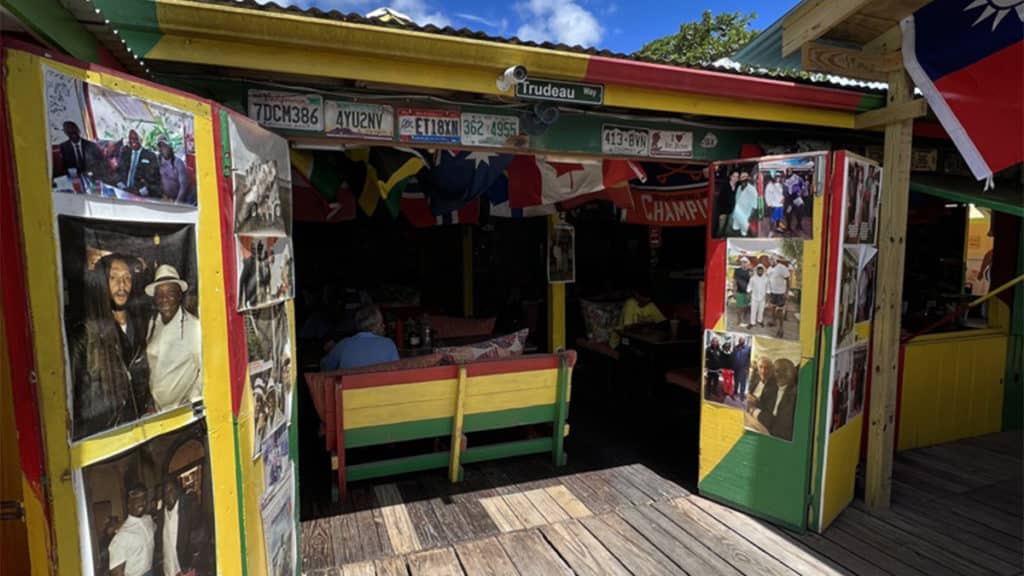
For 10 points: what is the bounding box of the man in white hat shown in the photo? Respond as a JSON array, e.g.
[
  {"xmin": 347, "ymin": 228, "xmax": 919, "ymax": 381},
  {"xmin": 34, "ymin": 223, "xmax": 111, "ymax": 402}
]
[{"xmin": 145, "ymin": 265, "xmax": 202, "ymax": 411}]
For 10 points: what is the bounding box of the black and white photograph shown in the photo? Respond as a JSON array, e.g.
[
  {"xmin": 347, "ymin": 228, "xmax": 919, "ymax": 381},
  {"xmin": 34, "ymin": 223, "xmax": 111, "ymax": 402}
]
[
  {"xmin": 80, "ymin": 419, "xmax": 216, "ymax": 576},
  {"xmin": 261, "ymin": 424, "xmax": 291, "ymax": 500},
  {"xmin": 59, "ymin": 216, "xmax": 201, "ymax": 441},
  {"xmin": 856, "ymin": 250, "xmax": 878, "ymax": 323},
  {"xmin": 228, "ymin": 114, "xmax": 292, "ymax": 236},
  {"xmin": 744, "ymin": 335, "xmax": 801, "ymax": 442},
  {"xmin": 836, "ymin": 247, "xmax": 859, "ymax": 350},
  {"xmin": 548, "ymin": 223, "xmax": 575, "ymax": 284},
  {"xmin": 844, "ymin": 158, "xmax": 882, "ymax": 245},
  {"xmin": 830, "ymin": 344, "xmax": 868, "ymax": 433},
  {"xmin": 702, "ymin": 330, "xmax": 750, "ymax": 409},
  {"xmin": 237, "ymin": 236, "xmax": 294, "ymax": 312},
  {"xmin": 244, "ymin": 304, "xmax": 293, "ymax": 457},
  {"xmin": 261, "ymin": 478, "xmax": 296, "ymax": 576},
  {"xmin": 725, "ymin": 238, "xmax": 803, "ymax": 341},
  {"xmin": 46, "ymin": 67, "xmax": 198, "ymax": 206}
]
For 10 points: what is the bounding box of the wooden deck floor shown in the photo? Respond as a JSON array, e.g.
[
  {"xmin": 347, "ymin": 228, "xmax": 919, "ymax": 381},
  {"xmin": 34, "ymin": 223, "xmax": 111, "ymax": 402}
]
[{"xmin": 300, "ymin": 432, "xmax": 1022, "ymax": 575}]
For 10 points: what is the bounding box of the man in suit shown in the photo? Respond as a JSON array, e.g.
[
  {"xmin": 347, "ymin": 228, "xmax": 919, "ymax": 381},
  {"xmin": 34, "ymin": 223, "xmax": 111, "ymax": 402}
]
[
  {"xmin": 748, "ymin": 358, "xmax": 798, "ymax": 441},
  {"xmin": 116, "ymin": 129, "xmax": 162, "ymax": 197},
  {"xmin": 159, "ymin": 477, "xmax": 208, "ymax": 576},
  {"xmin": 53, "ymin": 121, "xmax": 107, "ymax": 181}
]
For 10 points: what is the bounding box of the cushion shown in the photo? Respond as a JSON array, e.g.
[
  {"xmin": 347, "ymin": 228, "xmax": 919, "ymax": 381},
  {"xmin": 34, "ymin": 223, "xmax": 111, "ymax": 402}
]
[
  {"xmin": 437, "ymin": 329, "xmax": 529, "ymax": 365},
  {"xmin": 580, "ymin": 300, "xmax": 622, "ymax": 343}
]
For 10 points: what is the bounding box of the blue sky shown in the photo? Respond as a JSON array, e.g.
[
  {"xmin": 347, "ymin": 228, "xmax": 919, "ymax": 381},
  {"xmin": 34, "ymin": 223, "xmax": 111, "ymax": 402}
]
[{"xmin": 262, "ymin": 0, "xmax": 795, "ymax": 53}]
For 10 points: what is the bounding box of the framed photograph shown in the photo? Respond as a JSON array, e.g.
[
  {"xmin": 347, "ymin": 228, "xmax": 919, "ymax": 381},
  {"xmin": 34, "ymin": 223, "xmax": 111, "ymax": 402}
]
[
  {"xmin": 712, "ymin": 156, "xmax": 820, "ymax": 239},
  {"xmin": 702, "ymin": 329, "xmax": 751, "ymax": 410},
  {"xmin": 744, "ymin": 335, "xmax": 801, "ymax": 441},
  {"xmin": 244, "ymin": 304, "xmax": 293, "ymax": 457},
  {"xmin": 261, "ymin": 477, "xmax": 296, "ymax": 576},
  {"xmin": 830, "ymin": 344, "xmax": 869, "ymax": 433},
  {"xmin": 227, "ymin": 113, "xmax": 293, "ymax": 236},
  {"xmin": 725, "ymin": 238, "xmax": 803, "ymax": 341},
  {"xmin": 547, "ymin": 223, "xmax": 575, "ymax": 284},
  {"xmin": 58, "ymin": 216, "xmax": 201, "ymax": 441},
  {"xmin": 46, "ymin": 65, "xmax": 198, "ymax": 206},
  {"xmin": 844, "ymin": 158, "xmax": 882, "ymax": 245},
  {"xmin": 710, "ymin": 161, "xmax": 759, "ymax": 238},
  {"xmin": 236, "ymin": 236, "xmax": 294, "ymax": 312},
  {"xmin": 78, "ymin": 419, "xmax": 216, "ymax": 576},
  {"xmin": 836, "ymin": 247, "xmax": 859, "ymax": 350},
  {"xmin": 261, "ymin": 425, "xmax": 291, "ymax": 501}
]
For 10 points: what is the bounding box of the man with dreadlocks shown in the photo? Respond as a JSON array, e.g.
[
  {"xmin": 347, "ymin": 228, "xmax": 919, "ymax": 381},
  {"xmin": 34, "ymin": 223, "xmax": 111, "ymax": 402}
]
[
  {"xmin": 70, "ymin": 253, "xmax": 153, "ymax": 439},
  {"xmin": 145, "ymin": 265, "xmax": 202, "ymax": 411}
]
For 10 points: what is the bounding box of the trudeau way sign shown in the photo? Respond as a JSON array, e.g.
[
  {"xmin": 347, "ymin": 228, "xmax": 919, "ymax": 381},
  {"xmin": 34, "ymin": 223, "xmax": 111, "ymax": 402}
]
[{"xmin": 515, "ymin": 79, "xmax": 604, "ymax": 105}]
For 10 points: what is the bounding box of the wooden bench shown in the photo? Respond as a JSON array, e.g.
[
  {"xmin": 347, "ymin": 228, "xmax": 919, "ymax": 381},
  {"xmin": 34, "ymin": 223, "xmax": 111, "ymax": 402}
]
[{"xmin": 305, "ymin": 352, "xmax": 576, "ymax": 500}]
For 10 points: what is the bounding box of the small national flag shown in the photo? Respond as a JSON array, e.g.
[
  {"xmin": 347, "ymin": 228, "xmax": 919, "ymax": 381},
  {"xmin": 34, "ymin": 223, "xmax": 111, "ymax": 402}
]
[
  {"xmin": 420, "ymin": 150, "xmax": 513, "ymax": 215},
  {"xmin": 508, "ymin": 156, "xmax": 646, "ymax": 208},
  {"xmin": 902, "ymin": 0, "xmax": 1023, "ymax": 181},
  {"xmin": 401, "ymin": 178, "xmax": 481, "ymax": 227},
  {"xmin": 342, "ymin": 147, "xmax": 426, "ymax": 216}
]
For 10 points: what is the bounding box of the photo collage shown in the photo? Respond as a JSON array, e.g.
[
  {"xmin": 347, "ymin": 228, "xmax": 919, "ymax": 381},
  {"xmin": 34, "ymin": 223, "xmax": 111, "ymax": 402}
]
[
  {"xmin": 226, "ymin": 112, "xmax": 297, "ymax": 574},
  {"xmin": 829, "ymin": 156, "xmax": 882, "ymax": 435},
  {"xmin": 45, "ymin": 63, "xmax": 218, "ymax": 575},
  {"xmin": 704, "ymin": 154, "xmax": 826, "ymax": 441}
]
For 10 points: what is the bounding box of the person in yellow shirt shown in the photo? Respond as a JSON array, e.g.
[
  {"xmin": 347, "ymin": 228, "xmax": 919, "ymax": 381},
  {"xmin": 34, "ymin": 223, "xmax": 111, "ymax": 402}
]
[{"xmin": 610, "ymin": 285, "xmax": 665, "ymax": 348}]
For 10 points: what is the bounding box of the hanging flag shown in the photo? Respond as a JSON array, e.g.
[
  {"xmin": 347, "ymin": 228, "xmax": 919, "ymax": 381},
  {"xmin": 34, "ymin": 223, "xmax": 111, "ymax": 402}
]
[
  {"xmin": 291, "ymin": 166, "xmax": 356, "ymax": 222},
  {"xmin": 420, "ymin": 150, "xmax": 512, "ymax": 215},
  {"xmin": 620, "ymin": 187, "xmax": 709, "ymax": 227},
  {"xmin": 630, "ymin": 162, "xmax": 708, "ymax": 192},
  {"xmin": 508, "ymin": 156, "xmax": 646, "ymax": 207},
  {"xmin": 489, "ymin": 201, "xmax": 557, "ymax": 218},
  {"xmin": 401, "ymin": 178, "xmax": 481, "ymax": 227},
  {"xmin": 342, "ymin": 147, "xmax": 426, "ymax": 216},
  {"xmin": 902, "ymin": 0, "xmax": 1023, "ymax": 181}
]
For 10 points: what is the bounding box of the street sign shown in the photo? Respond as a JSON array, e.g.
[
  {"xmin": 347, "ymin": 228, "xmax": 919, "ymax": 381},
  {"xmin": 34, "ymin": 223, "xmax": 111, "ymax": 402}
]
[
  {"xmin": 398, "ymin": 109, "xmax": 461, "ymax": 144},
  {"xmin": 461, "ymin": 112, "xmax": 520, "ymax": 147},
  {"xmin": 247, "ymin": 89, "xmax": 323, "ymax": 132},
  {"xmin": 325, "ymin": 101, "xmax": 393, "ymax": 140},
  {"xmin": 516, "ymin": 79, "xmax": 604, "ymax": 105},
  {"xmin": 602, "ymin": 124, "xmax": 649, "ymax": 156}
]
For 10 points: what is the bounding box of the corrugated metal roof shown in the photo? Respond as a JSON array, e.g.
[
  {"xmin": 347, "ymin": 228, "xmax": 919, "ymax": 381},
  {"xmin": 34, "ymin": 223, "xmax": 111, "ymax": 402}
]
[{"xmin": 191, "ymin": 0, "xmax": 883, "ymax": 94}]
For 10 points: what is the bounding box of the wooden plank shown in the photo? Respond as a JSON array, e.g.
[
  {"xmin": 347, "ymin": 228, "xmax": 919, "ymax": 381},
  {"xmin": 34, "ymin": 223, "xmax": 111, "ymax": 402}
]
[
  {"xmin": 866, "ymin": 69, "xmax": 914, "ymax": 512},
  {"xmin": 688, "ymin": 497, "xmax": 846, "ymax": 576},
  {"xmin": 822, "ymin": 522, "xmax": 924, "ymax": 576},
  {"xmin": 407, "ymin": 547, "xmax": 465, "ymax": 576},
  {"xmin": 450, "ymin": 367, "xmax": 468, "ymax": 482},
  {"xmin": 523, "ymin": 488, "xmax": 571, "ymax": 524},
  {"xmin": 622, "ymin": 464, "xmax": 689, "ymax": 499},
  {"xmin": 349, "ymin": 486, "xmax": 395, "ymax": 558},
  {"xmin": 342, "ymin": 561, "xmax": 377, "ymax": 576},
  {"xmin": 886, "ymin": 501, "xmax": 1023, "ymax": 565},
  {"xmin": 328, "ymin": 515, "xmax": 356, "ymax": 565},
  {"xmin": 301, "ymin": 518, "xmax": 336, "ymax": 571},
  {"xmin": 618, "ymin": 505, "xmax": 742, "ymax": 576},
  {"xmin": 454, "ymin": 537, "xmax": 520, "ymax": 576},
  {"xmin": 921, "ymin": 442, "xmax": 1022, "ymax": 480},
  {"xmin": 781, "ymin": 0, "xmax": 873, "ymax": 56},
  {"xmin": 396, "ymin": 479, "xmax": 449, "ymax": 550},
  {"xmin": 801, "ymin": 42, "xmax": 901, "ymax": 82},
  {"xmin": 946, "ymin": 494, "xmax": 1023, "ymax": 538},
  {"xmin": 544, "ymin": 485, "xmax": 592, "ymax": 519},
  {"xmin": 374, "ymin": 484, "xmax": 424, "ymax": 555},
  {"xmin": 478, "ymin": 495, "xmax": 526, "ymax": 533},
  {"xmin": 855, "ymin": 99, "xmax": 928, "ymax": 130},
  {"xmin": 967, "ymin": 478, "xmax": 1023, "ymax": 515},
  {"xmin": 791, "ymin": 531, "xmax": 887, "ymax": 576},
  {"xmin": 883, "ymin": 488, "xmax": 1024, "ymax": 556},
  {"xmin": 498, "ymin": 530, "xmax": 573, "ymax": 575},
  {"xmin": 898, "ymin": 450, "xmax": 994, "ymax": 489},
  {"xmin": 832, "ymin": 509, "xmax": 968, "ymax": 576},
  {"xmin": 577, "ymin": 513, "xmax": 684, "ymax": 575},
  {"xmin": 447, "ymin": 472, "xmax": 502, "ymax": 540},
  {"xmin": 540, "ymin": 519, "xmax": 631, "ymax": 576},
  {"xmin": 655, "ymin": 499, "xmax": 798, "ymax": 576},
  {"xmin": 864, "ymin": 25, "xmax": 902, "ymax": 54},
  {"xmin": 960, "ymin": 432, "xmax": 1023, "ymax": 459},
  {"xmin": 375, "ymin": 556, "xmax": 410, "ymax": 576},
  {"xmin": 420, "ymin": 475, "xmax": 478, "ymax": 544},
  {"xmin": 558, "ymin": 474, "xmax": 615, "ymax": 514},
  {"xmin": 592, "ymin": 468, "xmax": 653, "ymax": 506},
  {"xmin": 501, "ymin": 491, "xmax": 548, "ymax": 528}
]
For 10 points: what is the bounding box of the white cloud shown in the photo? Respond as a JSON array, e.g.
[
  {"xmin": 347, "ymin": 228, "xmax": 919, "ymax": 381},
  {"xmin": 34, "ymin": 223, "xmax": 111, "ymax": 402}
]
[
  {"xmin": 388, "ymin": 0, "xmax": 450, "ymax": 27},
  {"xmin": 257, "ymin": 0, "xmax": 449, "ymax": 28},
  {"xmin": 514, "ymin": 0, "xmax": 603, "ymax": 47},
  {"xmin": 604, "ymin": 2, "xmax": 618, "ymax": 15},
  {"xmin": 455, "ymin": 12, "xmax": 508, "ymax": 32}
]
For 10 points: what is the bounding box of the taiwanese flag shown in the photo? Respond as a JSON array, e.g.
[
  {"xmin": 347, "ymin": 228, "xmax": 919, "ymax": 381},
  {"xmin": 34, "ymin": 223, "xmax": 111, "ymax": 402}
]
[
  {"xmin": 902, "ymin": 0, "xmax": 1023, "ymax": 180},
  {"xmin": 508, "ymin": 156, "xmax": 646, "ymax": 207}
]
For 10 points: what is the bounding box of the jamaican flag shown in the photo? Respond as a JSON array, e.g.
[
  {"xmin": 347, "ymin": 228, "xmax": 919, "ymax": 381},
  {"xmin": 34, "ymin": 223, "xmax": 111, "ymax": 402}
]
[{"xmin": 342, "ymin": 147, "xmax": 426, "ymax": 217}]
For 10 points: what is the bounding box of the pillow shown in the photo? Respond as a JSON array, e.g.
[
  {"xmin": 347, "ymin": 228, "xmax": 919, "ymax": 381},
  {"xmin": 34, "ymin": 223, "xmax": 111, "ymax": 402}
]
[
  {"xmin": 580, "ymin": 300, "xmax": 622, "ymax": 343},
  {"xmin": 437, "ymin": 329, "xmax": 529, "ymax": 365}
]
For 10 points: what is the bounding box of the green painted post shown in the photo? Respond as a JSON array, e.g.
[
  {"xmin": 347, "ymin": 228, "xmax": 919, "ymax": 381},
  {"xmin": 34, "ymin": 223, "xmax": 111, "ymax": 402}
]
[
  {"xmin": 1003, "ymin": 224, "xmax": 1024, "ymax": 431},
  {"xmin": 553, "ymin": 355, "xmax": 569, "ymax": 466}
]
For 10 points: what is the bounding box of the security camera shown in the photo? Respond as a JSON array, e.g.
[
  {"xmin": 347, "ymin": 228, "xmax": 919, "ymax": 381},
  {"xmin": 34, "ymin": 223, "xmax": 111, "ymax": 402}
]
[{"xmin": 496, "ymin": 65, "xmax": 528, "ymax": 92}]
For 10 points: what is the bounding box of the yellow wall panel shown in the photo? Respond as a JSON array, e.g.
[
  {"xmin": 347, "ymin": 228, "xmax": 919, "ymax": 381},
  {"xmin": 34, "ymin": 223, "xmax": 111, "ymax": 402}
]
[{"xmin": 819, "ymin": 414, "xmax": 863, "ymax": 530}]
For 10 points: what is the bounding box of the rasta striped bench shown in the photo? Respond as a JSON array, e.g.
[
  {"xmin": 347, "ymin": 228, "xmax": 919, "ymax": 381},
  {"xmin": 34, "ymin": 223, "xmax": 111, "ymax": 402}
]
[{"xmin": 305, "ymin": 352, "xmax": 576, "ymax": 500}]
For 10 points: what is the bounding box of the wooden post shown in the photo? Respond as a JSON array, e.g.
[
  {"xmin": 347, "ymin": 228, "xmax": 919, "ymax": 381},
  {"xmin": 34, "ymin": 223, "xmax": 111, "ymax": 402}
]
[
  {"xmin": 547, "ymin": 215, "xmax": 566, "ymax": 352},
  {"xmin": 866, "ymin": 69, "xmax": 914, "ymax": 511},
  {"xmin": 462, "ymin": 225, "xmax": 473, "ymax": 317},
  {"xmin": 553, "ymin": 355, "xmax": 569, "ymax": 466},
  {"xmin": 449, "ymin": 367, "xmax": 467, "ymax": 482}
]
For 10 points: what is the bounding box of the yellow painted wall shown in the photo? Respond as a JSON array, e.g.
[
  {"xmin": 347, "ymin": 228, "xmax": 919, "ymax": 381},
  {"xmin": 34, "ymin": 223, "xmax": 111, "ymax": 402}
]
[
  {"xmin": 898, "ymin": 330, "xmax": 1007, "ymax": 451},
  {"xmin": 819, "ymin": 414, "xmax": 863, "ymax": 530},
  {"xmin": 5, "ymin": 49, "xmax": 241, "ymax": 575}
]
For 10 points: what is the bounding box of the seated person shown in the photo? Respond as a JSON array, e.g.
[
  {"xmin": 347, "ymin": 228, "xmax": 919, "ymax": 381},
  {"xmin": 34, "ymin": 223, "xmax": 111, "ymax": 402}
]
[
  {"xmin": 609, "ymin": 284, "xmax": 666, "ymax": 348},
  {"xmin": 320, "ymin": 304, "xmax": 399, "ymax": 371}
]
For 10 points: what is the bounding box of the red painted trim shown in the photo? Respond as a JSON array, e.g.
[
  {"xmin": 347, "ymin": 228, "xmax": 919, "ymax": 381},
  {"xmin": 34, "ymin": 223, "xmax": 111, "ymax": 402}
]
[
  {"xmin": 704, "ymin": 167, "xmax": 726, "ymax": 331},
  {"xmin": 335, "ymin": 384, "xmax": 346, "ymax": 502},
  {"xmin": 0, "ymin": 47, "xmax": 51, "ymax": 523},
  {"xmin": 822, "ymin": 151, "xmax": 846, "ymax": 326},
  {"xmin": 584, "ymin": 57, "xmax": 867, "ymax": 112},
  {"xmin": 325, "ymin": 375, "xmax": 337, "ymax": 452},
  {"xmin": 465, "ymin": 353, "xmax": 576, "ymax": 377}
]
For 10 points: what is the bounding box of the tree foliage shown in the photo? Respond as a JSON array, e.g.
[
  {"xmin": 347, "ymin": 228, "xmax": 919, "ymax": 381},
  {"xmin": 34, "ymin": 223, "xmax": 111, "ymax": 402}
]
[{"xmin": 635, "ymin": 10, "xmax": 759, "ymax": 66}]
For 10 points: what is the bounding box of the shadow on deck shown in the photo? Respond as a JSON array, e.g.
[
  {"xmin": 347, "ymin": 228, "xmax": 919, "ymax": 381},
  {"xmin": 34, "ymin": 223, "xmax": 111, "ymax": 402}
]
[{"xmin": 299, "ymin": 432, "xmax": 1022, "ymax": 576}]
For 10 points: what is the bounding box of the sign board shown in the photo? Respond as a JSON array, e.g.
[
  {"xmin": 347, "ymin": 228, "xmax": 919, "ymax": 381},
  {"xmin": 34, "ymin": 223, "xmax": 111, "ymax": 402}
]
[
  {"xmin": 602, "ymin": 124, "xmax": 650, "ymax": 157},
  {"xmin": 911, "ymin": 148, "xmax": 938, "ymax": 172},
  {"xmin": 398, "ymin": 108, "xmax": 461, "ymax": 144},
  {"xmin": 247, "ymin": 89, "xmax": 323, "ymax": 132},
  {"xmin": 649, "ymin": 129, "xmax": 694, "ymax": 158},
  {"xmin": 324, "ymin": 101, "xmax": 393, "ymax": 140},
  {"xmin": 516, "ymin": 79, "xmax": 604, "ymax": 105},
  {"xmin": 461, "ymin": 112, "xmax": 520, "ymax": 147},
  {"xmin": 622, "ymin": 189, "xmax": 708, "ymax": 227}
]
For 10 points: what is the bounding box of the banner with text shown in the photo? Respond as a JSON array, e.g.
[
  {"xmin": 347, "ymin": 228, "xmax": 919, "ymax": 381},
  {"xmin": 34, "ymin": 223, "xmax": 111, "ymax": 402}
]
[{"xmin": 620, "ymin": 188, "xmax": 709, "ymax": 227}]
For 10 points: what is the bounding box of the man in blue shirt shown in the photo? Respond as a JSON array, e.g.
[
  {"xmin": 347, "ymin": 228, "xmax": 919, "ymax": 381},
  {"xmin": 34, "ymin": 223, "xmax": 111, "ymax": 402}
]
[{"xmin": 320, "ymin": 304, "xmax": 399, "ymax": 371}]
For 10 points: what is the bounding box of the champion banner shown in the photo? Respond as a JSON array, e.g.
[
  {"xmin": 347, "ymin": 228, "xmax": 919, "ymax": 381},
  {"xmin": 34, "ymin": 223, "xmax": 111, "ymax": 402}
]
[
  {"xmin": 902, "ymin": 0, "xmax": 1023, "ymax": 181},
  {"xmin": 620, "ymin": 188, "xmax": 709, "ymax": 227}
]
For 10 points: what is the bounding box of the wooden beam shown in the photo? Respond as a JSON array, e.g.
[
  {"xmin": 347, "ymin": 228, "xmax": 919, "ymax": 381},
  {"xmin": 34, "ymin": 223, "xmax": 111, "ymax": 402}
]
[
  {"xmin": 547, "ymin": 215, "xmax": 566, "ymax": 353},
  {"xmin": 854, "ymin": 98, "xmax": 927, "ymax": 130},
  {"xmin": 866, "ymin": 69, "xmax": 914, "ymax": 512},
  {"xmin": 801, "ymin": 42, "xmax": 903, "ymax": 82},
  {"xmin": 782, "ymin": 0, "xmax": 874, "ymax": 57},
  {"xmin": 864, "ymin": 25, "xmax": 903, "ymax": 54}
]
